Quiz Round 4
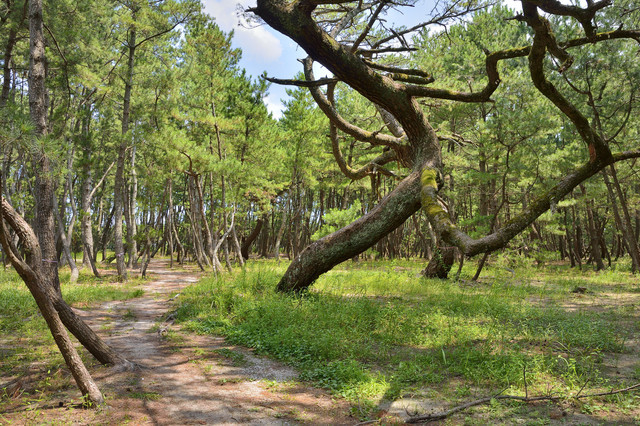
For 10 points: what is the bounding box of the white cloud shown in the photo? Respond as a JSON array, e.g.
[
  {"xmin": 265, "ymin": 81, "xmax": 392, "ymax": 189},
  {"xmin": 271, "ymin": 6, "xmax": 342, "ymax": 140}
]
[
  {"xmin": 235, "ymin": 27, "xmax": 283, "ymax": 63},
  {"xmin": 503, "ymin": 0, "xmax": 521, "ymax": 12},
  {"xmin": 263, "ymin": 95, "xmax": 284, "ymax": 119},
  {"xmin": 202, "ymin": 0, "xmax": 282, "ymax": 63}
]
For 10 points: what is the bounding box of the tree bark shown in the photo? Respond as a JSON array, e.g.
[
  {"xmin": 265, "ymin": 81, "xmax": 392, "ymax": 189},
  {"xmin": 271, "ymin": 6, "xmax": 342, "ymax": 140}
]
[
  {"xmin": 277, "ymin": 172, "xmax": 422, "ymax": 292},
  {"xmin": 241, "ymin": 218, "xmax": 263, "ymax": 259},
  {"xmin": 18, "ymin": 0, "xmax": 106, "ymax": 403},
  {"xmin": 113, "ymin": 22, "xmax": 137, "ymax": 281}
]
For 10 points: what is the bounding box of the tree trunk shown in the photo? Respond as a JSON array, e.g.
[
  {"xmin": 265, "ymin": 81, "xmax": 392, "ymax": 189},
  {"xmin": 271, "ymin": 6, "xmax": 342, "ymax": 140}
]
[
  {"xmin": 126, "ymin": 144, "xmax": 138, "ymax": 268},
  {"xmin": 241, "ymin": 218, "xmax": 263, "ymax": 259},
  {"xmin": 187, "ymin": 179, "xmax": 209, "ymax": 270},
  {"xmin": 53, "ymin": 195, "xmax": 79, "ymax": 284},
  {"xmin": 18, "ymin": 0, "xmax": 106, "ymax": 403},
  {"xmin": 79, "ymin": 110, "xmax": 99, "ymax": 276},
  {"xmin": 113, "ymin": 23, "xmax": 137, "ymax": 281},
  {"xmin": 422, "ymin": 246, "xmax": 455, "ymax": 279},
  {"xmin": 277, "ymin": 172, "xmax": 421, "ymax": 292},
  {"xmin": 167, "ymin": 178, "xmax": 174, "ymax": 267},
  {"xmin": 99, "ymin": 204, "xmax": 115, "ymax": 263},
  {"xmin": 273, "ymin": 211, "xmax": 286, "ymax": 262},
  {"xmin": 608, "ymin": 165, "xmax": 640, "ymax": 272},
  {"xmin": 0, "ymin": 222, "xmax": 103, "ymax": 404},
  {"xmin": 580, "ymin": 185, "xmax": 604, "ymax": 271},
  {"xmin": 230, "ymin": 222, "xmax": 245, "ymax": 267}
]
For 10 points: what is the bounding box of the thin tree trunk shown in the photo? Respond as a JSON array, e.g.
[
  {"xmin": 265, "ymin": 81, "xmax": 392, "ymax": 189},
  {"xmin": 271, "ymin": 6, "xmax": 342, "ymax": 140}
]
[
  {"xmin": 126, "ymin": 144, "xmax": 138, "ymax": 268},
  {"xmin": 187, "ymin": 179, "xmax": 209, "ymax": 270},
  {"xmin": 580, "ymin": 185, "xmax": 604, "ymax": 271},
  {"xmin": 53, "ymin": 195, "xmax": 79, "ymax": 284},
  {"xmin": 608, "ymin": 165, "xmax": 640, "ymax": 272},
  {"xmin": 230, "ymin": 221, "xmax": 245, "ymax": 267},
  {"xmin": 273, "ymin": 211, "xmax": 287, "ymax": 262},
  {"xmin": 113, "ymin": 22, "xmax": 137, "ymax": 281},
  {"xmin": 241, "ymin": 218, "xmax": 263, "ymax": 260},
  {"xmin": 21, "ymin": 0, "xmax": 106, "ymax": 403},
  {"xmin": 167, "ymin": 178, "xmax": 174, "ymax": 267}
]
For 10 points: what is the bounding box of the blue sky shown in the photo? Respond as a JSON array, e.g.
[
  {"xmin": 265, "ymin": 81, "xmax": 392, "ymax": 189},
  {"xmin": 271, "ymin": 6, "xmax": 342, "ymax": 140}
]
[
  {"xmin": 202, "ymin": 0, "xmax": 311, "ymax": 118},
  {"xmin": 201, "ymin": 0, "xmax": 521, "ymax": 119}
]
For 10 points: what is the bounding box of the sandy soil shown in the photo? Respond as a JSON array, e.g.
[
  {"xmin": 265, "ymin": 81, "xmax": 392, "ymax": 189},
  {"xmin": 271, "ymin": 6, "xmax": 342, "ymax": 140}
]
[{"xmin": 1, "ymin": 260, "xmax": 352, "ymax": 425}]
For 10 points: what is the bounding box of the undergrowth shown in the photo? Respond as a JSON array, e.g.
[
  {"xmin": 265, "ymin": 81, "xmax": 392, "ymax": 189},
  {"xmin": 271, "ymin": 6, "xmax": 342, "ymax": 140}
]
[
  {"xmin": 175, "ymin": 258, "xmax": 638, "ymax": 413},
  {"xmin": 0, "ymin": 267, "xmax": 144, "ymax": 378}
]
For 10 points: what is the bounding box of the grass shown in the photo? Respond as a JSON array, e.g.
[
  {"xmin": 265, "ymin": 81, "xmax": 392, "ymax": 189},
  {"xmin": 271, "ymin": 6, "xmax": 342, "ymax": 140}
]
[
  {"xmin": 212, "ymin": 348, "xmax": 248, "ymax": 367},
  {"xmin": 129, "ymin": 391, "xmax": 162, "ymax": 401},
  {"xmin": 174, "ymin": 257, "xmax": 640, "ymax": 420},
  {"xmin": 0, "ymin": 267, "xmax": 145, "ymax": 379}
]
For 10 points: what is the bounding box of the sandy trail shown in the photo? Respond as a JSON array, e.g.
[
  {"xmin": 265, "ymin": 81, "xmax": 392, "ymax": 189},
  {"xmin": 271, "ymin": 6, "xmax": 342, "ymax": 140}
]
[{"xmin": 78, "ymin": 260, "xmax": 352, "ymax": 425}]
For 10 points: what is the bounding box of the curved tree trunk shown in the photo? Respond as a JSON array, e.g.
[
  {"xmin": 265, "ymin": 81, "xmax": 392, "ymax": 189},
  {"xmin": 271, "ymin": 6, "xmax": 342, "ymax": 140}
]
[
  {"xmin": 241, "ymin": 218, "xmax": 263, "ymax": 260},
  {"xmin": 277, "ymin": 172, "xmax": 422, "ymax": 292},
  {"xmin": 10, "ymin": 0, "xmax": 107, "ymax": 403}
]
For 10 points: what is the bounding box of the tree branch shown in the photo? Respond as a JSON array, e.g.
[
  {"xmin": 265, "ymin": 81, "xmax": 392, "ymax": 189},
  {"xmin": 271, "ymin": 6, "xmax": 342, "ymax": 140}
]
[
  {"xmin": 263, "ymin": 75, "xmax": 339, "ymax": 87},
  {"xmin": 422, "ymin": 150, "xmax": 640, "ymax": 257},
  {"xmin": 523, "ymin": 3, "xmax": 611, "ymax": 163},
  {"xmin": 303, "ymin": 57, "xmax": 406, "ymax": 149},
  {"xmin": 329, "ymin": 122, "xmax": 398, "ymax": 180}
]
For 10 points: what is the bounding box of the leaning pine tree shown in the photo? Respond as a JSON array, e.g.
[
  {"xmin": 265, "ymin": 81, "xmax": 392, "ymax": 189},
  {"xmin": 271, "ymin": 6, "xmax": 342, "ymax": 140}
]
[
  {"xmin": 0, "ymin": 0, "xmax": 132, "ymax": 405},
  {"xmin": 248, "ymin": 0, "xmax": 640, "ymax": 292}
]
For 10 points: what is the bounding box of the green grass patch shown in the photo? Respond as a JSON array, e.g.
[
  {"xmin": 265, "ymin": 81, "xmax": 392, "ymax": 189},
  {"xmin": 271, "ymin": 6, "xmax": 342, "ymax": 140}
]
[
  {"xmin": 128, "ymin": 391, "xmax": 162, "ymax": 401},
  {"xmin": 212, "ymin": 348, "xmax": 248, "ymax": 366},
  {"xmin": 175, "ymin": 259, "xmax": 637, "ymax": 408},
  {"xmin": 0, "ymin": 267, "xmax": 144, "ymax": 375}
]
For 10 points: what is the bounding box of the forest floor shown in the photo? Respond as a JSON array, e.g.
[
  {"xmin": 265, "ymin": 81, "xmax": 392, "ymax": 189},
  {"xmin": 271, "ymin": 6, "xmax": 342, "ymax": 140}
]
[
  {"xmin": 0, "ymin": 260, "xmax": 352, "ymax": 425},
  {"xmin": 1, "ymin": 258, "xmax": 639, "ymax": 425}
]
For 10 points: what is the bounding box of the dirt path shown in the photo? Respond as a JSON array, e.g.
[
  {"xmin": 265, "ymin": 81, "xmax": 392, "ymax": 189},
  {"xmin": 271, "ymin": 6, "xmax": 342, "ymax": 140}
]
[{"xmin": 74, "ymin": 260, "xmax": 352, "ymax": 425}]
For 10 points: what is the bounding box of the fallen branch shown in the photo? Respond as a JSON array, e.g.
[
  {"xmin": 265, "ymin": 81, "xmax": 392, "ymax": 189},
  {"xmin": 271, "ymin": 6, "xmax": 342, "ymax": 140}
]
[{"xmin": 406, "ymin": 383, "xmax": 640, "ymax": 423}]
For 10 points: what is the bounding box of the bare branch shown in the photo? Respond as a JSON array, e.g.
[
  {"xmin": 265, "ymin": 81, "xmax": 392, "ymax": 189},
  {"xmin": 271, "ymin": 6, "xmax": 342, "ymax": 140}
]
[
  {"xmin": 362, "ymin": 58, "xmax": 433, "ymax": 80},
  {"xmin": 88, "ymin": 160, "xmax": 116, "ymax": 201},
  {"xmin": 523, "ymin": 3, "xmax": 611, "ymax": 162},
  {"xmin": 303, "ymin": 57, "xmax": 405, "ymax": 148},
  {"xmin": 263, "ymin": 75, "xmax": 339, "ymax": 87},
  {"xmin": 329, "ymin": 119, "xmax": 398, "ymax": 180},
  {"xmin": 351, "ymin": 0, "xmax": 388, "ymax": 52},
  {"xmin": 524, "ymin": 0, "xmax": 612, "ymax": 36},
  {"xmin": 357, "ymin": 46, "xmax": 417, "ymax": 54},
  {"xmin": 405, "ymin": 28, "xmax": 640, "ymax": 101}
]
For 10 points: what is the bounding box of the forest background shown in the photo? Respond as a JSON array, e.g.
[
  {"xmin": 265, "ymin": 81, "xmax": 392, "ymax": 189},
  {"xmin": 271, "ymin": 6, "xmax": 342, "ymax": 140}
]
[{"xmin": 1, "ymin": 0, "xmax": 640, "ymax": 422}]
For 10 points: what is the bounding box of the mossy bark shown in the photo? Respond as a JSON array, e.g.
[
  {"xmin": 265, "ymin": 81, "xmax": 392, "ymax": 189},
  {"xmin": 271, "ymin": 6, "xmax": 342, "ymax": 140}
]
[
  {"xmin": 254, "ymin": 0, "xmax": 640, "ymax": 290},
  {"xmin": 276, "ymin": 172, "xmax": 422, "ymax": 292}
]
